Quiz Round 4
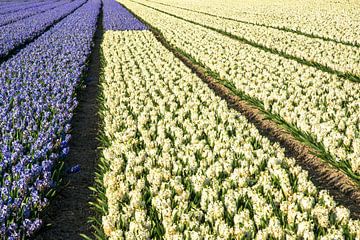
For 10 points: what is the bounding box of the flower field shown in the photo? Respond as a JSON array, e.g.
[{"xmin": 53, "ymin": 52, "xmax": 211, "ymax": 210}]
[
  {"xmin": 117, "ymin": 0, "xmax": 360, "ymax": 182},
  {"xmin": 0, "ymin": 0, "xmax": 359, "ymax": 239},
  {"xmin": 98, "ymin": 30, "xmax": 360, "ymax": 239},
  {"xmin": 0, "ymin": 0, "xmax": 100, "ymax": 237}
]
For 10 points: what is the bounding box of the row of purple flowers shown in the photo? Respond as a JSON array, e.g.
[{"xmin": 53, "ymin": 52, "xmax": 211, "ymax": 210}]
[
  {"xmin": 102, "ymin": 0, "xmax": 147, "ymax": 31},
  {"xmin": 0, "ymin": 0, "xmax": 50, "ymax": 15},
  {"xmin": 0, "ymin": 0, "xmax": 86, "ymax": 59},
  {"xmin": 0, "ymin": 0, "xmax": 66, "ymax": 27},
  {"xmin": 0, "ymin": 0, "xmax": 100, "ymax": 238}
]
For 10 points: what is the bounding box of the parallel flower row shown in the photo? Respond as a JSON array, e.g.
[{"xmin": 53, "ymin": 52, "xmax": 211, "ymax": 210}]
[
  {"xmin": 0, "ymin": 0, "xmax": 100, "ymax": 238},
  {"xmin": 0, "ymin": 0, "xmax": 51, "ymax": 15},
  {"xmin": 119, "ymin": 0, "xmax": 360, "ymax": 178},
  {"xmin": 0, "ymin": 0, "xmax": 70, "ymax": 27},
  {"xmin": 102, "ymin": 0, "xmax": 147, "ymax": 31},
  {"xmin": 144, "ymin": 0, "xmax": 360, "ymax": 46},
  {"xmin": 99, "ymin": 30, "xmax": 360, "ymax": 240},
  {"xmin": 0, "ymin": 0, "xmax": 86, "ymax": 58},
  {"xmin": 140, "ymin": 0, "xmax": 360, "ymax": 77}
]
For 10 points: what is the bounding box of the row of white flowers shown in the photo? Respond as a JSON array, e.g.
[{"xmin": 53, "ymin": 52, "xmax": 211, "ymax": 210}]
[
  {"xmin": 100, "ymin": 30, "xmax": 360, "ymax": 239},
  {"xmin": 140, "ymin": 0, "xmax": 360, "ymax": 77},
  {"xmin": 143, "ymin": 0, "xmax": 360, "ymax": 46},
  {"xmin": 119, "ymin": 0, "xmax": 360, "ymax": 176}
]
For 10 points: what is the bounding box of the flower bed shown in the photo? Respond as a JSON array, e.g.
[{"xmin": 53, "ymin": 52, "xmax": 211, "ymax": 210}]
[
  {"xmin": 118, "ymin": 0, "xmax": 360, "ymax": 181},
  {"xmin": 0, "ymin": 0, "xmax": 70, "ymax": 27},
  {"xmin": 102, "ymin": 0, "xmax": 147, "ymax": 31},
  {"xmin": 0, "ymin": 0, "xmax": 52, "ymax": 15},
  {"xmin": 98, "ymin": 30, "xmax": 360, "ymax": 240},
  {"xmin": 0, "ymin": 0, "xmax": 86, "ymax": 58},
  {"xmin": 139, "ymin": 0, "xmax": 360, "ymax": 77},
  {"xmin": 0, "ymin": 0, "xmax": 100, "ymax": 237}
]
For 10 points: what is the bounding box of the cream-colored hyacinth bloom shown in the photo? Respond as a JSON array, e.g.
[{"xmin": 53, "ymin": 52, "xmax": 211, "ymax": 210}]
[
  {"xmin": 118, "ymin": 0, "xmax": 360, "ymax": 176},
  {"xmin": 136, "ymin": 0, "xmax": 360, "ymax": 76},
  {"xmin": 139, "ymin": 0, "xmax": 360, "ymax": 46},
  {"xmin": 100, "ymin": 30, "xmax": 360, "ymax": 239}
]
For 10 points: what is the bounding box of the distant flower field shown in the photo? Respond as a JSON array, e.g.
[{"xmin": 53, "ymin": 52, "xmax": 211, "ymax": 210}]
[{"xmin": 0, "ymin": 0, "xmax": 359, "ymax": 239}]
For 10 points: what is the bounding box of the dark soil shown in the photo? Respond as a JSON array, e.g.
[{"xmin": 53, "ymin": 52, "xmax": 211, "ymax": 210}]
[{"xmin": 33, "ymin": 5, "xmax": 103, "ymax": 240}]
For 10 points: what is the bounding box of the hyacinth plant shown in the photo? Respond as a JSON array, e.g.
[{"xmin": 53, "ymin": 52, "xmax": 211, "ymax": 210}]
[
  {"xmin": 137, "ymin": 0, "xmax": 360, "ymax": 79},
  {"xmin": 0, "ymin": 0, "xmax": 51, "ymax": 15},
  {"xmin": 0, "ymin": 0, "xmax": 71, "ymax": 27},
  {"xmin": 0, "ymin": 0, "xmax": 86, "ymax": 58},
  {"xmin": 118, "ymin": 0, "xmax": 360, "ymax": 185},
  {"xmin": 136, "ymin": 0, "xmax": 360, "ymax": 47},
  {"xmin": 102, "ymin": 0, "xmax": 147, "ymax": 31},
  {"xmin": 0, "ymin": 0, "xmax": 100, "ymax": 238},
  {"xmin": 87, "ymin": 29, "xmax": 360, "ymax": 240}
]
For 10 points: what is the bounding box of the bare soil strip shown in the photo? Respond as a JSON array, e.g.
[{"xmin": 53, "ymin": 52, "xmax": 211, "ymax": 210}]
[
  {"xmin": 120, "ymin": 2, "xmax": 360, "ymax": 219},
  {"xmin": 33, "ymin": 4, "xmax": 102, "ymax": 240}
]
